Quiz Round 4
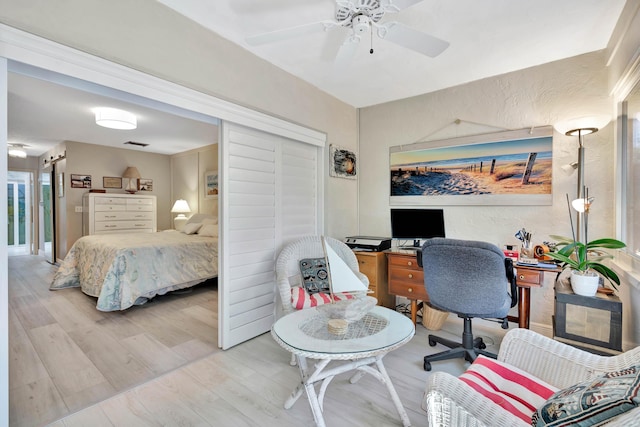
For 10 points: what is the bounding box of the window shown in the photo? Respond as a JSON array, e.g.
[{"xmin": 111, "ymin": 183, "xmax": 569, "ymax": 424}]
[{"xmin": 620, "ymin": 82, "xmax": 640, "ymax": 259}]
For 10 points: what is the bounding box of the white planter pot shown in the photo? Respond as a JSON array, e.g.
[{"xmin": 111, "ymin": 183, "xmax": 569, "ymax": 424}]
[{"xmin": 570, "ymin": 270, "xmax": 599, "ymax": 296}]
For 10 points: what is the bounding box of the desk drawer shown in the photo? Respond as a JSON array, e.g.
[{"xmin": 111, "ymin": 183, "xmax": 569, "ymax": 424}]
[
  {"xmin": 389, "ymin": 278, "xmax": 428, "ymax": 301},
  {"xmin": 388, "ymin": 254, "xmax": 421, "ymax": 269},
  {"xmin": 516, "ymin": 268, "xmax": 544, "ymax": 287}
]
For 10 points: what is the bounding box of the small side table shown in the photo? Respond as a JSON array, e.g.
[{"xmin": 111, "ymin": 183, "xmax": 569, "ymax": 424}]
[
  {"xmin": 271, "ymin": 306, "xmax": 415, "ymax": 427},
  {"xmin": 553, "ymin": 277, "xmax": 622, "ymax": 354}
]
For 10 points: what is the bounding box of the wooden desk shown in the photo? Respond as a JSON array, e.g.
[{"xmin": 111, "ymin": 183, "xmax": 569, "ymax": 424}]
[{"xmin": 386, "ymin": 249, "xmax": 561, "ymax": 329}]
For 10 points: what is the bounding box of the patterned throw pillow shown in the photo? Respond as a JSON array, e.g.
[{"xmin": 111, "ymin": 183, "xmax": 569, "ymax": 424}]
[
  {"xmin": 299, "ymin": 257, "xmax": 330, "ymax": 294},
  {"xmin": 532, "ymin": 365, "xmax": 640, "ymax": 426},
  {"xmin": 459, "ymin": 355, "xmax": 558, "ymax": 423}
]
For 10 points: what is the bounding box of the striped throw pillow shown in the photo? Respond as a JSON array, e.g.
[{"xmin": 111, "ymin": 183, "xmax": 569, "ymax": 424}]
[
  {"xmin": 290, "ymin": 287, "xmax": 355, "ymax": 310},
  {"xmin": 459, "ymin": 355, "xmax": 558, "ymax": 423}
]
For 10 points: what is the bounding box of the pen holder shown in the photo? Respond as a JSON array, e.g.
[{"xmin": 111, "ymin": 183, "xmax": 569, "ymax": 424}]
[{"xmin": 520, "ymin": 243, "xmax": 534, "ymax": 258}]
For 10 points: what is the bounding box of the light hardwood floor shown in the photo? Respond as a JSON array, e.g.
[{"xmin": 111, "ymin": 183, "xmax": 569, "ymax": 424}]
[{"xmin": 10, "ymin": 254, "xmax": 508, "ymax": 426}]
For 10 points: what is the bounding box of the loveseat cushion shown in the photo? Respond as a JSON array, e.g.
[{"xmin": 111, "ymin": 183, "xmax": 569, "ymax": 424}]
[
  {"xmin": 459, "ymin": 355, "xmax": 558, "ymax": 423},
  {"xmin": 532, "ymin": 364, "xmax": 640, "ymax": 426},
  {"xmin": 290, "ymin": 287, "xmax": 355, "ymax": 310}
]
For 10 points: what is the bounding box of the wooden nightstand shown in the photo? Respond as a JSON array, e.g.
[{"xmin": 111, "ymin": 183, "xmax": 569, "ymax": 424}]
[
  {"xmin": 386, "ymin": 250, "xmax": 428, "ymax": 324},
  {"xmin": 354, "ymin": 251, "xmax": 395, "ymax": 309}
]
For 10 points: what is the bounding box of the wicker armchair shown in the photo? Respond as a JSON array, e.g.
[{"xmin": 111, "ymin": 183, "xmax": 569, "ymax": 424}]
[
  {"xmin": 275, "ymin": 235, "xmax": 369, "ymax": 317},
  {"xmin": 422, "ymin": 328, "xmax": 640, "ymax": 426}
]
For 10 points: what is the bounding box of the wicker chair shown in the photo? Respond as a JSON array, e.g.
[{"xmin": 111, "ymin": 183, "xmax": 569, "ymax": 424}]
[
  {"xmin": 275, "ymin": 236, "xmax": 369, "ymax": 363},
  {"xmin": 422, "ymin": 328, "xmax": 640, "ymax": 426}
]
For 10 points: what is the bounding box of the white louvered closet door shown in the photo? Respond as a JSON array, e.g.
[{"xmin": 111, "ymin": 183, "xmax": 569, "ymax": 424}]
[{"xmin": 219, "ymin": 122, "xmax": 322, "ymax": 349}]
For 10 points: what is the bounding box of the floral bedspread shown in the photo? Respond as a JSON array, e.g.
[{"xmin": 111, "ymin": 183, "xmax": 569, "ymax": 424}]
[{"xmin": 51, "ymin": 231, "xmax": 218, "ymax": 311}]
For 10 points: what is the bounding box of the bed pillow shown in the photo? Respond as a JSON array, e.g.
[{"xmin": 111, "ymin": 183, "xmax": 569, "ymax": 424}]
[
  {"xmin": 198, "ymin": 224, "xmax": 218, "ymax": 237},
  {"xmin": 290, "ymin": 287, "xmax": 355, "ymax": 310},
  {"xmin": 459, "ymin": 355, "xmax": 558, "ymax": 423},
  {"xmin": 532, "ymin": 365, "xmax": 640, "ymax": 426},
  {"xmin": 186, "ymin": 213, "xmax": 215, "ymax": 224},
  {"xmin": 201, "ymin": 217, "xmax": 217, "ymax": 225},
  {"xmin": 182, "ymin": 222, "xmax": 202, "ymax": 235},
  {"xmin": 299, "ymin": 257, "xmax": 330, "ymax": 294}
]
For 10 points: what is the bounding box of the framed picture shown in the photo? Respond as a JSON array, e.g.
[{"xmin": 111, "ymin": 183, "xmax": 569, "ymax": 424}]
[
  {"xmin": 138, "ymin": 178, "xmax": 153, "ymax": 191},
  {"xmin": 329, "ymin": 145, "xmax": 357, "ymax": 179},
  {"xmin": 70, "ymin": 174, "xmax": 91, "ymax": 189},
  {"xmin": 57, "ymin": 173, "xmax": 64, "ymax": 198},
  {"xmin": 389, "ymin": 126, "xmax": 553, "ymax": 206},
  {"xmin": 204, "ymin": 171, "xmax": 218, "ymax": 199},
  {"xmin": 103, "ymin": 176, "xmax": 122, "ymax": 189}
]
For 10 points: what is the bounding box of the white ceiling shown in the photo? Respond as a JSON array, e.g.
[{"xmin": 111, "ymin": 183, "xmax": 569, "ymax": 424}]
[
  {"xmin": 157, "ymin": 0, "xmax": 627, "ymax": 108},
  {"xmin": 8, "ymin": 70, "xmax": 219, "ymax": 158},
  {"xmin": 6, "ymin": 0, "xmax": 628, "ymax": 159}
]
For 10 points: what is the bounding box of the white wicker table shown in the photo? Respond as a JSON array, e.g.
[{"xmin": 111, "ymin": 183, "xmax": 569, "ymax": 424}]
[{"xmin": 271, "ymin": 305, "xmax": 415, "ymax": 427}]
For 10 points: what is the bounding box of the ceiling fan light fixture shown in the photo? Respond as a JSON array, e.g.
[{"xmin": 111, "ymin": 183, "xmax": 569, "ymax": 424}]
[
  {"xmin": 8, "ymin": 144, "xmax": 27, "ymax": 158},
  {"xmin": 95, "ymin": 107, "xmax": 137, "ymax": 130}
]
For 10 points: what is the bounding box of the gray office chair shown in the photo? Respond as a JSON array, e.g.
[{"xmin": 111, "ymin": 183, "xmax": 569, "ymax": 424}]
[{"xmin": 419, "ymin": 238, "xmax": 517, "ymax": 371}]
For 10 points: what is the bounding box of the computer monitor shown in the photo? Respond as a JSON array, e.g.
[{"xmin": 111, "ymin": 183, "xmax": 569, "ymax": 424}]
[{"xmin": 390, "ymin": 208, "xmax": 446, "ymax": 248}]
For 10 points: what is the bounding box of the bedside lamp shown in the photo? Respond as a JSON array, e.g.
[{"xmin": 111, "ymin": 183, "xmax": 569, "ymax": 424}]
[
  {"xmin": 122, "ymin": 166, "xmax": 141, "ymax": 194},
  {"xmin": 171, "ymin": 199, "xmax": 191, "ymax": 231}
]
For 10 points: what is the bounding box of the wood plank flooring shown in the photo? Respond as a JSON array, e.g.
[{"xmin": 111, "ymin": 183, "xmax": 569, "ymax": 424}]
[
  {"xmin": 9, "ymin": 254, "xmax": 510, "ymax": 426},
  {"xmin": 8, "ymin": 255, "xmax": 219, "ymax": 427}
]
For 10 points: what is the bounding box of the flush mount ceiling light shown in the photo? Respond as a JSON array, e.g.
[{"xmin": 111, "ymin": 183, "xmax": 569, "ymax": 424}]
[
  {"xmin": 8, "ymin": 143, "xmax": 27, "ymax": 158},
  {"xmin": 94, "ymin": 107, "xmax": 137, "ymax": 130}
]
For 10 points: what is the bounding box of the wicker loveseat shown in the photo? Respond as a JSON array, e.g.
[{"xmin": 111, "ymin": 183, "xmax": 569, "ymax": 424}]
[{"xmin": 422, "ymin": 328, "xmax": 640, "ymax": 426}]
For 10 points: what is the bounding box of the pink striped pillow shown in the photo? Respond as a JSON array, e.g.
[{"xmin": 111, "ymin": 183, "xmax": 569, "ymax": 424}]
[
  {"xmin": 290, "ymin": 287, "xmax": 355, "ymax": 310},
  {"xmin": 459, "ymin": 355, "xmax": 558, "ymax": 423}
]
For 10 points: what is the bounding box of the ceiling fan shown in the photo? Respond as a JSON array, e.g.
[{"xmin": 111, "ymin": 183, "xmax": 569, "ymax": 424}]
[{"xmin": 246, "ymin": 0, "xmax": 449, "ymax": 65}]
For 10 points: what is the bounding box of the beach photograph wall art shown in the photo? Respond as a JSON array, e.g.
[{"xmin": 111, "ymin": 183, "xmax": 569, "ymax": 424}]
[{"xmin": 389, "ymin": 127, "xmax": 553, "ymax": 206}]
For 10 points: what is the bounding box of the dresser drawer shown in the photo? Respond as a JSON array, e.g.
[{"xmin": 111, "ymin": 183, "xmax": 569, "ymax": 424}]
[
  {"xmin": 516, "ymin": 268, "xmax": 544, "ymax": 287},
  {"xmin": 357, "ymin": 255, "xmax": 378, "ymax": 279},
  {"xmin": 126, "ymin": 204, "xmax": 154, "ymax": 212},
  {"xmin": 127, "ymin": 198, "xmax": 153, "ymax": 206},
  {"xmin": 95, "ymin": 211, "xmax": 154, "ymax": 221},
  {"xmin": 388, "ymin": 275, "xmax": 428, "ymax": 301},
  {"xmin": 94, "ymin": 220, "xmax": 153, "ymax": 232},
  {"xmin": 388, "ymin": 253, "xmax": 421, "ymax": 270},
  {"xmin": 95, "ymin": 204, "xmax": 127, "ymax": 212},
  {"xmin": 94, "ymin": 197, "xmax": 127, "ymax": 205}
]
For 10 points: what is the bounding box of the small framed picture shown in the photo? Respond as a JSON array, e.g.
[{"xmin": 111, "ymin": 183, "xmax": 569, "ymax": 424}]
[
  {"xmin": 138, "ymin": 178, "xmax": 153, "ymax": 191},
  {"xmin": 71, "ymin": 174, "xmax": 91, "ymax": 189},
  {"xmin": 103, "ymin": 176, "xmax": 122, "ymax": 189},
  {"xmin": 329, "ymin": 145, "xmax": 357, "ymax": 179},
  {"xmin": 204, "ymin": 171, "xmax": 218, "ymax": 199}
]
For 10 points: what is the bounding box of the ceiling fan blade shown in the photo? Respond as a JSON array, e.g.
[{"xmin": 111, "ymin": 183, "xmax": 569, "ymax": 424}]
[
  {"xmin": 320, "ymin": 26, "xmax": 351, "ymax": 62},
  {"xmin": 381, "ymin": 0, "xmax": 426, "ymax": 12},
  {"xmin": 380, "ymin": 22, "xmax": 449, "ymax": 57},
  {"xmin": 246, "ymin": 20, "xmax": 337, "ymax": 46}
]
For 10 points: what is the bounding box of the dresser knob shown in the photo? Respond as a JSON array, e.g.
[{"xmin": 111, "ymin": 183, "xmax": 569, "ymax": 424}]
[
  {"xmin": 408, "ymin": 274, "xmax": 413, "ymax": 279},
  {"xmin": 407, "ymin": 261, "xmax": 413, "ymax": 266},
  {"xmin": 408, "ymin": 287, "xmax": 413, "ymax": 293},
  {"xmin": 519, "ymin": 275, "xmax": 525, "ymax": 280}
]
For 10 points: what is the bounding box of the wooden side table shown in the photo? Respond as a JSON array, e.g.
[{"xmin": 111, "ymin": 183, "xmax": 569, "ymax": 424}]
[
  {"xmin": 511, "ymin": 264, "xmax": 561, "ymax": 329},
  {"xmin": 354, "ymin": 251, "xmax": 395, "ymax": 309}
]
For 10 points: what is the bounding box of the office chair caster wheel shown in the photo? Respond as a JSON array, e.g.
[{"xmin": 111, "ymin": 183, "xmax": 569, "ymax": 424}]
[
  {"xmin": 424, "ymin": 361, "xmax": 432, "ymax": 371},
  {"xmin": 428, "ymin": 338, "xmax": 437, "ymax": 347},
  {"xmin": 478, "ymin": 341, "xmax": 486, "ymax": 350}
]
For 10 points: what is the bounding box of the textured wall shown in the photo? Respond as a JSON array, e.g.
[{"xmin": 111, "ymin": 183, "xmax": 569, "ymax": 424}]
[{"xmin": 359, "ymin": 51, "xmax": 616, "ymax": 334}]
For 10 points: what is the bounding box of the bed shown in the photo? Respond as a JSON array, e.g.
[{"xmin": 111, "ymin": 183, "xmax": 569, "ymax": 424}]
[{"xmin": 51, "ymin": 215, "xmax": 218, "ymax": 311}]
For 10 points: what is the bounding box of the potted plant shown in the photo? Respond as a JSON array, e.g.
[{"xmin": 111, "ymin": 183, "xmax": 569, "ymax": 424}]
[{"xmin": 546, "ymin": 235, "xmax": 626, "ymax": 296}]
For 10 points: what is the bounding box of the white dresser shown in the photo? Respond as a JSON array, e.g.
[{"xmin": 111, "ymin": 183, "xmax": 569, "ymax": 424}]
[{"xmin": 82, "ymin": 193, "xmax": 157, "ymax": 235}]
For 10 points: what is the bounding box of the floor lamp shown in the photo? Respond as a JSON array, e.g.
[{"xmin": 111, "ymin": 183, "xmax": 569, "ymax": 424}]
[{"xmin": 564, "ymin": 127, "xmax": 598, "ymax": 242}]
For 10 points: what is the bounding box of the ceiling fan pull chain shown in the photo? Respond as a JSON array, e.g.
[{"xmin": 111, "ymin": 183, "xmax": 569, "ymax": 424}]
[{"xmin": 370, "ymin": 28, "xmax": 374, "ymax": 54}]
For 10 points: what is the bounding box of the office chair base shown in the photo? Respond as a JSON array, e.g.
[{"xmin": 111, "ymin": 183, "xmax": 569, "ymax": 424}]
[{"xmin": 423, "ymin": 317, "xmax": 498, "ymax": 371}]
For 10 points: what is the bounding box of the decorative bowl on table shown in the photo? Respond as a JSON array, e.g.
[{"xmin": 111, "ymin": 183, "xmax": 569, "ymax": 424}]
[{"xmin": 316, "ymin": 296, "xmax": 378, "ymax": 327}]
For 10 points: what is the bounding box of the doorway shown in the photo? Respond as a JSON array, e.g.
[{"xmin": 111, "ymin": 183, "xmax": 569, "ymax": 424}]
[{"xmin": 7, "ymin": 170, "xmax": 33, "ymax": 256}]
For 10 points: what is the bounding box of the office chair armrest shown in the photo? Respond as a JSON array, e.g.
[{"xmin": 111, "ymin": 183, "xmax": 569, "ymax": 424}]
[{"xmin": 422, "ymin": 372, "xmax": 527, "ymax": 427}]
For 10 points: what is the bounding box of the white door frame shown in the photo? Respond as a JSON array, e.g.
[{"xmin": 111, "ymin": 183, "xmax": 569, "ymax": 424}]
[{"xmin": 0, "ymin": 23, "xmax": 326, "ymax": 424}]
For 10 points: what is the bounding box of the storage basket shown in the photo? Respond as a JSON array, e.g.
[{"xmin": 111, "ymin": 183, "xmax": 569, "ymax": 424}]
[{"xmin": 421, "ymin": 302, "xmax": 449, "ymax": 330}]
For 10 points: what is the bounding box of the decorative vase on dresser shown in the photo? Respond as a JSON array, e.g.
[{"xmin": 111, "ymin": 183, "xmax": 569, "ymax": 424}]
[{"xmin": 82, "ymin": 193, "xmax": 157, "ymax": 235}]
